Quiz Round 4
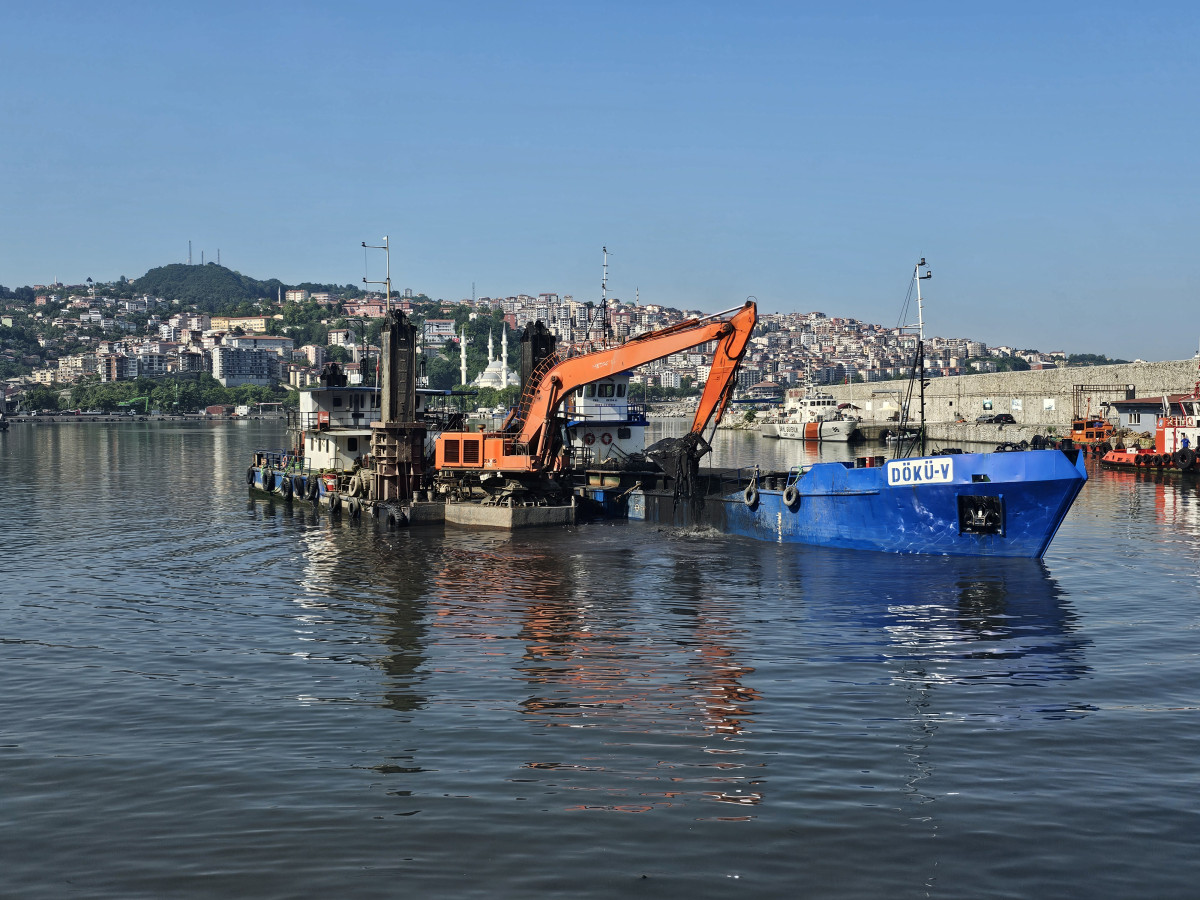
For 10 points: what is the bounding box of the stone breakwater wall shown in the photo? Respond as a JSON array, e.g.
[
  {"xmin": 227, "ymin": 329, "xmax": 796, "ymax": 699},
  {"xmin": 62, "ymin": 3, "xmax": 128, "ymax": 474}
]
[{"xmin": 823, "ymin": 359, "xmax": 1198, "ymax": 427}]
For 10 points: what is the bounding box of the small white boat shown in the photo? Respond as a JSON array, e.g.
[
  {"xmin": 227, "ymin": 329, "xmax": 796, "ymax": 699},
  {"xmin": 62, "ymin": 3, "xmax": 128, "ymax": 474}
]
[{"xmin": 773, "ymin": 386, "xmax": 859, "ymax": 442}]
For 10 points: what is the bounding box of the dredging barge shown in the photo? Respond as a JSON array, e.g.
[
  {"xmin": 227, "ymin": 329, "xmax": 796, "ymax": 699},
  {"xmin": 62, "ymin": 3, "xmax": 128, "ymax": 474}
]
[
  {"xmin": 248, "ymin": 269, "xmax": 1088, "ymax": 557},
  {"xmin": 249, "ymin": 302, "xmax": 758, "ymax": 529}
]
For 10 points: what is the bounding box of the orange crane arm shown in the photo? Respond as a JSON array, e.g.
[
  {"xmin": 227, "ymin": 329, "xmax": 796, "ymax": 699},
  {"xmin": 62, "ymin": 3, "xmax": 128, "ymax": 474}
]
[{"xmin": 516, "ymin": 301, "xmax": 757, "ymax": 460}]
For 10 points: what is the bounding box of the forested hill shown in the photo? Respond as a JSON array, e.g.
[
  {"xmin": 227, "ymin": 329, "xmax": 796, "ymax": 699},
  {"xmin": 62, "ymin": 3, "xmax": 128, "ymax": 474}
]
[{"xmin": 132, "ymin": 264, "xmax": 284, "ymax": 311}]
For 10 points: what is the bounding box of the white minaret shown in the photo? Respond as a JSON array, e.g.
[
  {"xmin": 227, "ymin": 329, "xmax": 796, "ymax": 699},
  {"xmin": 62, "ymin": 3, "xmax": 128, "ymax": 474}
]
[
  {"xmin": 487, "ymin": 330, "xmax": 495, "ymax": 364},
  {"xmin": 459, "ymin": 326, "xmax": 468, "ymax": 385},
  {"xmin": 501, "ymin": 327, "xmax": 509, "ymax": 386}
]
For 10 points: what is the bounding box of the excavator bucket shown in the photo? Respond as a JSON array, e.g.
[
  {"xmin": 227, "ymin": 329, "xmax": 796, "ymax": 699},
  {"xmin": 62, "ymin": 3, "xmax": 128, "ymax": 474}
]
[{"xmin": 646, "ymin": 432, "xmax": 711, "ymax": 510}]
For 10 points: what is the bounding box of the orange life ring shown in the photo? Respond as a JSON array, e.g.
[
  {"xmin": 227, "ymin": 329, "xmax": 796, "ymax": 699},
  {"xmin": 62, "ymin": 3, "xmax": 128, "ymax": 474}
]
[
  {"xmin": 583, "ymin": 433, "xmax": 595, "ymax": 446},
  {"xmin": 600, "ymin": 432, "xmax": 613, "ymax": 445}
]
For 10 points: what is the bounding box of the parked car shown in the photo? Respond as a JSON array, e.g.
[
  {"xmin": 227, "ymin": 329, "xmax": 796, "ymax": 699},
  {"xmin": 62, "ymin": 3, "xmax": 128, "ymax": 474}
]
[
  {"xmin": 976, "ymin": 414, "xmax": 996, "ymax": 423},
  {"xmin": 993, "ymin": 414, "xmax": 1016, "ymax": 424}
]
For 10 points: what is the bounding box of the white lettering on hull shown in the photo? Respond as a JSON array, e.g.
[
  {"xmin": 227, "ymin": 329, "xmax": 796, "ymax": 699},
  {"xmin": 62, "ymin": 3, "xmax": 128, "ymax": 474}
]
[{"xmin": 886, "ymin": 457, "xmax": 954, "ymax": 486}]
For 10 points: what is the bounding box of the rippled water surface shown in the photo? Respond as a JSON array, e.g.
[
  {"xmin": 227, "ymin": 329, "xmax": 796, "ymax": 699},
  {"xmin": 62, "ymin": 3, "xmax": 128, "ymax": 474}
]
[{"xmin": 3, "ymin": 421, "xmax": 1198, "ymax": 898}]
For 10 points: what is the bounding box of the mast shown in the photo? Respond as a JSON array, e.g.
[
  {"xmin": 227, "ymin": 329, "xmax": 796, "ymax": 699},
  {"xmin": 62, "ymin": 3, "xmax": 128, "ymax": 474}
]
[
  {"xmin": 383, "ymin": 235, "xmax": 391, "ymax": 313},
  {"xmin": 600, "ymin": 246, "xmax": 611, "ymax": 341},
  {"xmin": 914, "ymin": 258, "xmax": 932, "ymax": 455}
]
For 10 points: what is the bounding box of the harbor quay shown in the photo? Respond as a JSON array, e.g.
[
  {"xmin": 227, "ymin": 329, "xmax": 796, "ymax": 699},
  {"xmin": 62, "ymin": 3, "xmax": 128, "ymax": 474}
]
[{"xmin": 820, "ymin": 358, "xmax": 1199, "ymax": 430}]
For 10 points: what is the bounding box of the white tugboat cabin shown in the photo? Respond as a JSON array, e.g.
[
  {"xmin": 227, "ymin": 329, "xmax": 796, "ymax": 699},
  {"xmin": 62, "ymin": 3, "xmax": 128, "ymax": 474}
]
[{"xmin": 564, "ymin": 372, "xmax": 649, "ymax": 465}]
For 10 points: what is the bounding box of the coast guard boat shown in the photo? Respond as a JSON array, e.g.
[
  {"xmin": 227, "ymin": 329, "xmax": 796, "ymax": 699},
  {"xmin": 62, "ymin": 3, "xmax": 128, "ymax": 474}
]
[{"xmin": 765, "ymin": 385, "xmax": 859, "ymax": 442}]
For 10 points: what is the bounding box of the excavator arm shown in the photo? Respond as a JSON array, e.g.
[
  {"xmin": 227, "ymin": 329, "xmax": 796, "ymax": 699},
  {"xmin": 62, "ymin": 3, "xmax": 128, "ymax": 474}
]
[
  {"xmin": 435, "ymin": 300, "xmax": 757, "ymax": 476},
  {"xmin": 515, "ymin": 301, "xmax": 757, "ymax": 459}
]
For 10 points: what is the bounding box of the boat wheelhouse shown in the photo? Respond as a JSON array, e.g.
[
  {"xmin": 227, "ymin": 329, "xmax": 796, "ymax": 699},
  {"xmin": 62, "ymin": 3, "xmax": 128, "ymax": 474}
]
[
  {"xmin": 564, "ymin": 372, "xmax": 649, "ymax": 466},
  {"xmin": 1067, "ymin": 417, "xmax": 1115, "ymax": 446},
  {"xmin": 297, "ymin": 383, "xmax": 382, "ymax": 470}
]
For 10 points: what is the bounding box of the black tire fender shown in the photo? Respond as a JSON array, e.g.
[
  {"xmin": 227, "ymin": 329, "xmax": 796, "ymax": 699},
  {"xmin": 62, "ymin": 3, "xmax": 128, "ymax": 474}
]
[
  {"xmin": 246, "ymin": 467, "xmax": 255, "ymax": 486},
  {"xmin": 329, "ymin": 492, "xmax": 342, "ymax": 516},
  {"xmin": 782, "ymin": 484, "xmax": 799, "ymax": 509},
  {"xmin": 743, "ymin": 483, "xmax": 759, "ymax": 508},
  {"xmin": 262, "ymin": 470, "xmax": 276, "ymax": 492}
]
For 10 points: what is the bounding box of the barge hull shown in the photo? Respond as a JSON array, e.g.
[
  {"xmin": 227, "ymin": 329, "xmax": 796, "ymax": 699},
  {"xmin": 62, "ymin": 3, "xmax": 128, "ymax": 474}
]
[{"xmin": 629, "ymin": 449, "xmax": 1087, "ymax": 558}]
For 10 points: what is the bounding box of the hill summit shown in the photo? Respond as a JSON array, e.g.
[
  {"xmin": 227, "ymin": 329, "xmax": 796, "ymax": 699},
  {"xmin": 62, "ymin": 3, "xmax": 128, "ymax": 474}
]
[{"xmin": 132, "ymin": 263, "xmax": 284, "ymax": 311}]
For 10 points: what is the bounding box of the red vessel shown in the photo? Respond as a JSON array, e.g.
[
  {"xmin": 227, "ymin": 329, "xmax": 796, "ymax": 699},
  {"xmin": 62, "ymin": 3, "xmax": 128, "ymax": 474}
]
[{"xmin": 1101, "ymin": 390, "xmax": 1200, "ymax": 473}]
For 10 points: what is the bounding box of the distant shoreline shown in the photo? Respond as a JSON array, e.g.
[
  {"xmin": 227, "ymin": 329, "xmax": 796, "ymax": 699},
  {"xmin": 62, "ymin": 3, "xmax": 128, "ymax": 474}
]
[{"xmin": 5, "ymin": 414, "xmax": 287, "ymax": 425}]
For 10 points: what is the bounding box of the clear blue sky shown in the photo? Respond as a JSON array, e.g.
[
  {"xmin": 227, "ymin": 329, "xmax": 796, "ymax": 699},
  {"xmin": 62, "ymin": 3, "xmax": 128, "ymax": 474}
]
[{"xmin": 3, "ymin": 1, "xmax": 1197, "ymax": 360}]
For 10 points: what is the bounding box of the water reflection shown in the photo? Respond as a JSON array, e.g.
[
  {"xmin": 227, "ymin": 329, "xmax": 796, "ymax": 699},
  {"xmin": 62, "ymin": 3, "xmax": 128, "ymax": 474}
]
[
  {"xmin": 790, "ymin": 550, "xmax": 1094, "ymax": 857},
  {"xmin": 248, "ymin": 459, "xmax": 1092, "ymax": 826},
  {"xmin": 1099, "ymin": 466, "xmax": 1200, "ymax": 540},
  {"xmin": 278, "ymin": 516, "xmax": 435, "ymax": 717},
  {"xmin": 801, "ymin": 552, "xmax": 1093, "ymax": 700}
]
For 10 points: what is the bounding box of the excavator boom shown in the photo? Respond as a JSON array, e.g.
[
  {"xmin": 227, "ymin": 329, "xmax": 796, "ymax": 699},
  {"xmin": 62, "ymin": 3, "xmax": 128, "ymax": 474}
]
[{"xmin": 436, "ymin": 301, "xmax": 757, "ymax": 476}]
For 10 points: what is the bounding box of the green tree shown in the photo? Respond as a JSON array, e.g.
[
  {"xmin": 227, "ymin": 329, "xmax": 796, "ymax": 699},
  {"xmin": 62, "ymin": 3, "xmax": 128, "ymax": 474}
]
[
  {"xmin": 23, "ymin": 385, "xmax": 62, "ymax": 410},
  {"xmin": 1067, "ymin": 353, "xmax": 1130, "ymax": 366},
  {"xmin": 994, "ymin": 356, "xmax": 1032, "ymax": 372},
  {"xmin": 425, "ymin": 348, "xmax": 460, "ymax": 390}
]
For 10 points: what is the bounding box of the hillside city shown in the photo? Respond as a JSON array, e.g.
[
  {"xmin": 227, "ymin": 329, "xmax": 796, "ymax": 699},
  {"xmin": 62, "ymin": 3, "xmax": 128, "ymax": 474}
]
[{"xmin": 0, "ymin": 265, "xmax": 1126, "ymax": 414}]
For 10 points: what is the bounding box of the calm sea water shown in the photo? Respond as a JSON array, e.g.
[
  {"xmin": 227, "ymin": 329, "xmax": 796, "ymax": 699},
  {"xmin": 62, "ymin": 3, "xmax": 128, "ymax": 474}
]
[{"xmin": 2, "ymin": 420, "xmax": 1198, "ymax": 899}]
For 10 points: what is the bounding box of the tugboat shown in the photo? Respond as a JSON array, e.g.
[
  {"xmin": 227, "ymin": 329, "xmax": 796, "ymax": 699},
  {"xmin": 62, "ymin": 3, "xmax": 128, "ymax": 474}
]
[
  {"xmin": 246, "ymin": 361, "xmax": 387, "ymax": 519},
  {"xmin": 247, "ymin": 310, "xmax": 449, "ymax": 526},
  {"xmin": 564, "ymin": 371, "xmax": 655, "ymax": 516},
  {"xmin": 630, "ymin": 259, "xmax": 1089, "ymax": 558},
  {"xmin": 1101, "ymin": 389, "xmax": 1200, "ymax": 473},
  {"xmin": 564, "ymin": 372, "xmax": 649, "ymax": 465}
]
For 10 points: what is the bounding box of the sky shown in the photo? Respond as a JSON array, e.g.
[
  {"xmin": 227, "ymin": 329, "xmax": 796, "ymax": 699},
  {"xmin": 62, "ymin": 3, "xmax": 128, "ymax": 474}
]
[{"xmin": 2, "ymin": 1, "xmax": 1197, "ymax": 360}]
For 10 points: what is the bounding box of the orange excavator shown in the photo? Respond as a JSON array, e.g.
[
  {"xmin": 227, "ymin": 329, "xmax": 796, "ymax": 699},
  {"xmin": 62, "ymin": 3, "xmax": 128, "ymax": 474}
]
[{"xmin": 435, "ymin": 300, "xmax": 757, "ymax": 496}]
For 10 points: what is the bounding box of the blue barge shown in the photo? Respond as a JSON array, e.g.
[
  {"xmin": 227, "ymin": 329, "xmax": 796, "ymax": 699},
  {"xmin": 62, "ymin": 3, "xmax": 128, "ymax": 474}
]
[{"xmin": 628, "ymin": 448, "xmax": 1088, "ymax": 558}]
